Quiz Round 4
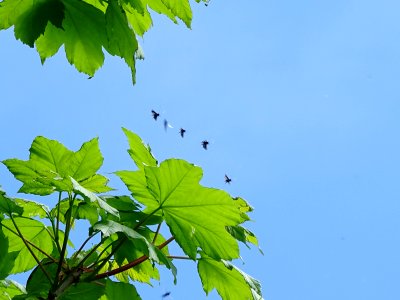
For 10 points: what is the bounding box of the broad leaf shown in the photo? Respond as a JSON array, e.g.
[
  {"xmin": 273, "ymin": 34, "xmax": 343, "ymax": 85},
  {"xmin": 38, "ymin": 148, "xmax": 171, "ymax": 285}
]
[
  {"xmin": 198, "ymin": 254, "xmax": 263, "ymax": 300},
  {"xmin": 123, "ymin": 158, "xmax": 242, "ymax": 260},
  {"xmin": 61, "ymin": 0, "xmax": 106, "ymax": 76},
  {"xmin": 1, "ymin": 217, "xmax": 54, "ymax": 274}
]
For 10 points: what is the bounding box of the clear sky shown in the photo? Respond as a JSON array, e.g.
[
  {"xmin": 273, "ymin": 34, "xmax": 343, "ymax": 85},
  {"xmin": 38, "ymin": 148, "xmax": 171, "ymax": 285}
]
[{"xmin": 1, "ymin": 1, "xmax": 400, "ymax": 299}]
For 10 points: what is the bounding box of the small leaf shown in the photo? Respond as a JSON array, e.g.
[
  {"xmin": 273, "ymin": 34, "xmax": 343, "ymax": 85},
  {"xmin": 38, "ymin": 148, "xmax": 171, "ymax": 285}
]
[
  {"xmin": 122, "ymin": 128, "xmax": 157, "ymax": 170},
  {"xmin": 160, "ymin": 0, "xmax": 192, "ymax": 28},
  {"xmin": 198, "ymin": 254, "xmax": 263, "ymax": 300},
  {"xmin": 0, "ymin": 193, "xmax": 23, "ymax": 216},
  {"xmin": 59, "ymin": 281, "xmax": 106, "ymax": 300},
  {"xmin": 99, "ymin": 279, "xmax": 141, "ymax": 300},
  {"xmin": 71, "ymin": 177, "xmax": 119, "ymax": 217},
  {"xmin": 93, "ymin": 220, "xmax": 159, "ymax": 262},
  {"xmin": 79, "ymin": 174, "xmax": 113, "ymax": 193},
  {"xmin": 0, "ymin": 279, "xmax": 27, "ymax": 299},
  {"xmin": 15, "ymin": 199, "xmax": 48, "ymax": 218}
]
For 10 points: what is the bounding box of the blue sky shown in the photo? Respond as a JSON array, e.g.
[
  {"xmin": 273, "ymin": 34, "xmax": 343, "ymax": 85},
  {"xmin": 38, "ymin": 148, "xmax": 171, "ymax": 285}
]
[{"xmin": 1, "ymin": 1, "xmax": 400, "ymax": 299}]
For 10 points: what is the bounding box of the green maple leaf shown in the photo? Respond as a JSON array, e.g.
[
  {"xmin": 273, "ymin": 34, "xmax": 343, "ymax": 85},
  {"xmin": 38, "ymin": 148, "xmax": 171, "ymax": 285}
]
[
  {"xmin": 2, "ymin": 136, "xmax": 111, "ymax": 195},
  {"xmin": 116, "ymin": 129, "xmax": 242, "ymax": 260}
]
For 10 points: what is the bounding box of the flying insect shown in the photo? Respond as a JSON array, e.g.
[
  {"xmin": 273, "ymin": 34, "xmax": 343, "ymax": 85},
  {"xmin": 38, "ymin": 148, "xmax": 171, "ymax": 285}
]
[
  {"xmin": 224, "ymin": 174, "xmax": 232, "ymax": 184},
  {"xmin": 201, "ymin": 140, "xmax": 209, "ymax": 150},
  {"xmin": 180, "ymin": 128, "xmax": 186, "ymax": 138},
  {"xmin": 151, "ymin": 110, "xmax": 160, "ymax": 120}
]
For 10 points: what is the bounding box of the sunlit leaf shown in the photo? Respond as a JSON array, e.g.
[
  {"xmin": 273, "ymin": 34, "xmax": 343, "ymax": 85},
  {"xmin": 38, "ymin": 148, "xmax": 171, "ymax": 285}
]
[
  {"xmin": 160, "ymin": 0, "xmax": 192, "ymax": 28},
  {"xmin": 124, "ymin": 158, "xmax": 242, "ymax": 260},
  {"xmin": 1, "ymin": 217, "xmax": 53, "ymax": 274},
  {"xmin": 0, "ymin": 192, "xmax": 23, "ymax": 216},
  {"xmin": 122, "ymin": 128, "xmax": 157, "ymax": 170},
  {"xmin": 198, "ymin": 254, "xmax": 263, "ymax": 300},
  {"xmin": 105, "ymin": 0, "xmax": 138, "ymax": 83},
  {"xmin": 71, "ymin": 178, "xmax": 119, "ymax": 217},
  {"xmin": 15, "ymin": 199, "xmax": 48, "ymax": 218},
  {"xmin": 61, "ymin": 0, "xmax": 106, "ymax": 76},
  {"xmin": 0, "ymin": 279, "xmax": 27, "ymax": 299}
]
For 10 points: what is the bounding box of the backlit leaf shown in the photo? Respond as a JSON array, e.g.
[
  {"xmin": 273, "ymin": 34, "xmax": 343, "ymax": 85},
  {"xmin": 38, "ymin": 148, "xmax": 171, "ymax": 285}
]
[
  {"xmin": 71, "ymin": 178, "xmax": 119, "ymax": 217},
  {"xmin": 198, "ymin": 254, "xmax": 263, "ymax": 300},
  {"xmin": 1, "ymin": 217, "xmax": 53, "ymax": 274},
  {"xmin": 122, "ymin": 128, "xmax": 157, "ymax": 169}
]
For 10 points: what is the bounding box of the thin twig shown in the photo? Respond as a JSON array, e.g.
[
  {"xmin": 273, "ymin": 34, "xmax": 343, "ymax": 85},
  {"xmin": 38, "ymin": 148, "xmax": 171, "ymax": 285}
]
[
  {"xmin": 9, "ymin": 216, "xmax": 53, "ymax": 285},
  {"xmin": 71, "ymin": 231, "xmax": 100, "ymax": 262},
  {"xmin": 152, "ymin": 223, "xmax": 162, "ymax": 244},
  {"xmin": 93, "ymin": 236, "xmax": 175, "ymax": 280}
]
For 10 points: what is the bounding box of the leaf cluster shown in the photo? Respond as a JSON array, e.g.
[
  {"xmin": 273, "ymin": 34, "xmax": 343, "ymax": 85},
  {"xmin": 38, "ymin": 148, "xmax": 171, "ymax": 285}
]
[
  {"xmin": 0, "ymin": 0, "xmax": 207, "ymax": 82},
  {"xmin": 0, "ymin": 128, "xmax": 262, "ymax": 299}
]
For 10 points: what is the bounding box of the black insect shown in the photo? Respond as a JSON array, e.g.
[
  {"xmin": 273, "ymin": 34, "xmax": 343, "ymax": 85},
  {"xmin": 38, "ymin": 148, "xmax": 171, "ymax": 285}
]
[
  {"xmin": 161, "ymin": 292, "xmax": 171, "ymax": 298},
  {"xmin": 180, "ymin": 128, "xmax": 186, "ymax": 138},
  {"xmin": 201, "ymin": 140, "xmax": 209, "ymax": 150},
  {"xmin": 151, "ymin": 110, "xmax": 160, "ymax": 120},
  {"xmin": 224, "ymin": 174, "xmax": 232, "ymax": 184}
]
